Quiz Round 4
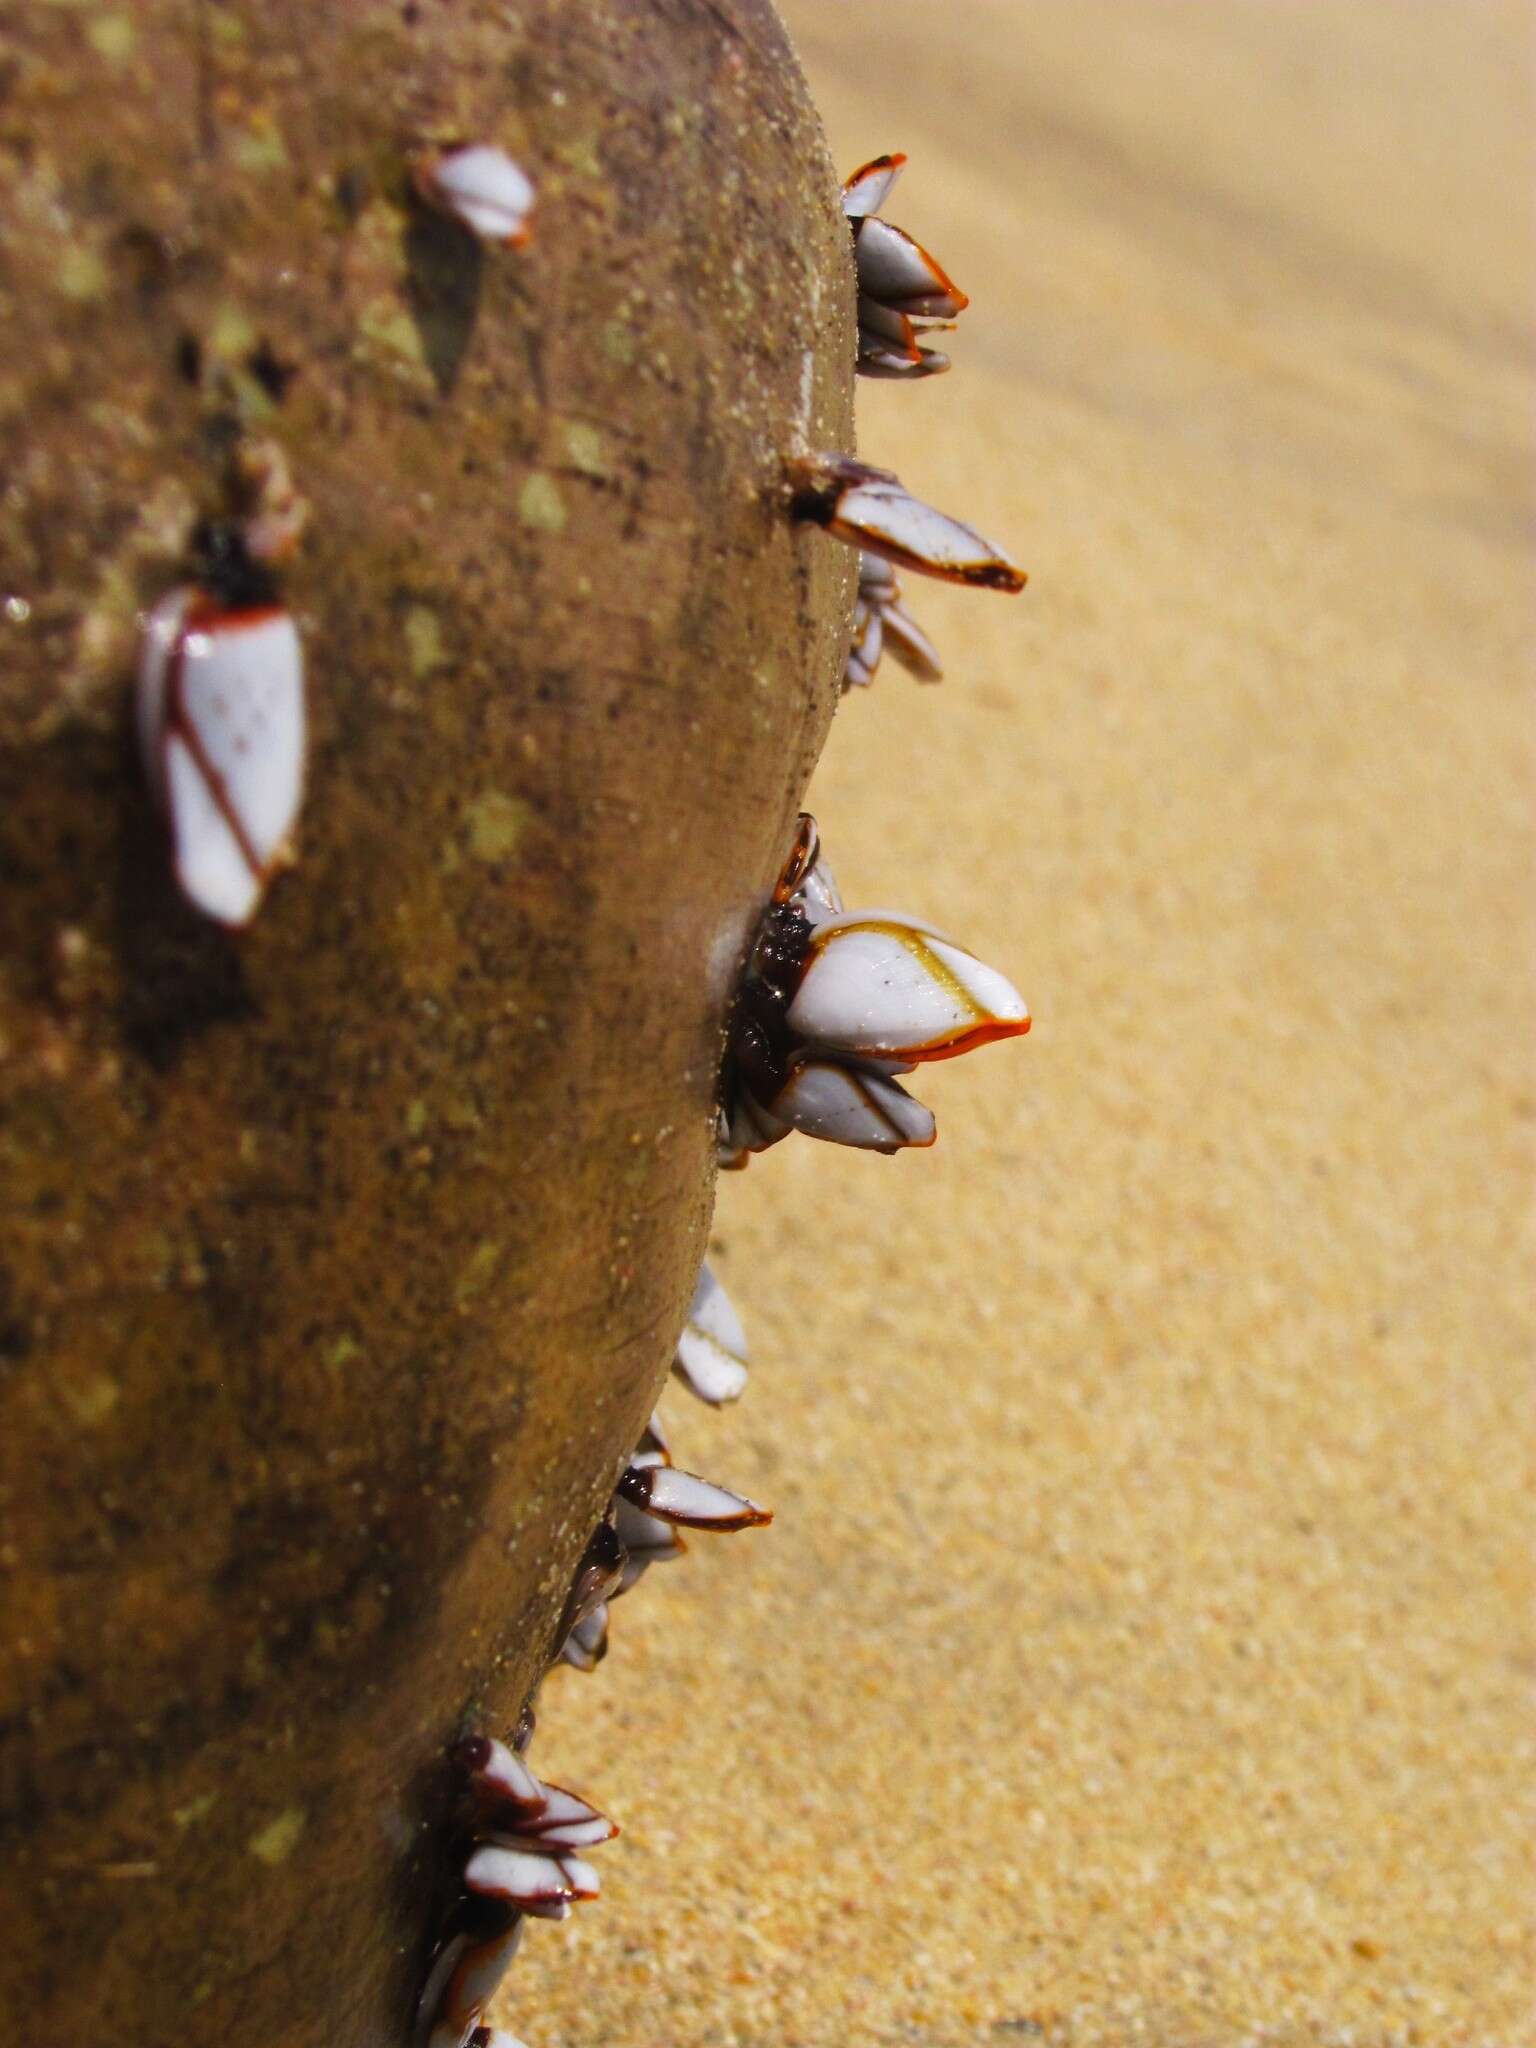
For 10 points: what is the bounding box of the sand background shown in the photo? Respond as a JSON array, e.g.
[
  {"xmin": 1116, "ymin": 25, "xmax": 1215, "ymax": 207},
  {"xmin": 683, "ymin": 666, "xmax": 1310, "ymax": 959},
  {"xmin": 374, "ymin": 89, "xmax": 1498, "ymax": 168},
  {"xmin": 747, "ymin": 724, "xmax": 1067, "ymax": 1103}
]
[{"xmin": 513, "ymin": 5, "xmax": 1534, "ymax": 2043}]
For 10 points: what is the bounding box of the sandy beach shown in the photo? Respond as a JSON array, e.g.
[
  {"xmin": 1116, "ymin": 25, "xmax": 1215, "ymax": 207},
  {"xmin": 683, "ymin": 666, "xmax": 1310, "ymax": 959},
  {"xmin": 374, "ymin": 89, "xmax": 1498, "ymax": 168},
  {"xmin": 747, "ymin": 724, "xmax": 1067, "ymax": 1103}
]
[{"xmin": 512, "ymin": 5, "xmax": 1534, "ymax": 2042}]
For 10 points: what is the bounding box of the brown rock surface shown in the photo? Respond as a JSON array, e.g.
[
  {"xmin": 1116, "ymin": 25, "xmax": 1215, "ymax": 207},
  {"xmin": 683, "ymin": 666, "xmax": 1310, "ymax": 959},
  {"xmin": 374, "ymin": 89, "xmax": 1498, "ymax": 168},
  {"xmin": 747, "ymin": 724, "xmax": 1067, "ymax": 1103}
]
[
  {"xmin": 511, "ymin": 5, "xmax": 1535, "ymax": 2045},
  {"xmin": 0, "ymin": 3, "xmax": 854, "ymax": 2042}
]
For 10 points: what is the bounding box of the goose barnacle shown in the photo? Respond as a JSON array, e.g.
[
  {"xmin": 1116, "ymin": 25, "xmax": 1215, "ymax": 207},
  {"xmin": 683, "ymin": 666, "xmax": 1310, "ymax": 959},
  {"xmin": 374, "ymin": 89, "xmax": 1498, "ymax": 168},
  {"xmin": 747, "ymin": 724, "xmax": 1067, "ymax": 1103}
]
[
  {"xmin": 786, "ymin": 911, "xmax": 1031, "ymax": 1063},
  {"xmin": 672, "ymin": 1261, "xmax": 750, "ymax": 1406},
  {"xmin": 413, "ymin": 143, "xmax": 537, "ymax": 246},
  {"xmin": 137, "ymin": 561, "xmax": 306, "ymax": 929},
  {"xmin": 615, "ymin": 1458, "xmax": 772, "ymax": 1532},
  {"xmin": 232, "ymin": 437, "xmax": 309, "ymax": 567},
  {"xmin": 788, "ymin": 454, "xmax": 1026, "ymax": 592},
  {"xmin": 553, "ymin": 1520, "xmax": 625, "ymax": 1671},
  {"xmin": 846, "ymin": 551, "xmax": 943, "ymax": 689},
  {"xmin": 418, "ymin": 1739, "xmax": 616, "ymax": 2048},
  {"xmin": 842, "ymin": 152, "xmax": 967, "ymax": 379},
  {"xmin": 745, "ymin": 1055, "xmax": 937, "ymax": 1156},
  {"xmin": 718, "ymin": 813, "xmax": 1029, "ymax": 1165},
  {"xmin": 420, "ymin": 1920, "xmax": 525, "ymax": 2048}
]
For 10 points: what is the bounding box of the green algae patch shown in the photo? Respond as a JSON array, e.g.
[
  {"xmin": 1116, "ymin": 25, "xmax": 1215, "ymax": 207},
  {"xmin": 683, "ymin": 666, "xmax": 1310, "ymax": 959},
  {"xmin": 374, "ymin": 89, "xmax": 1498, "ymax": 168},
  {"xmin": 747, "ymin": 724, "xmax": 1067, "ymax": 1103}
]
[
  {"xmin": 464, "ymin": 789, "xmax": 529, "ymax": 863},
  {"xmin": 517, "ymin": 472, "xmax": 566, "ymax": 534}
]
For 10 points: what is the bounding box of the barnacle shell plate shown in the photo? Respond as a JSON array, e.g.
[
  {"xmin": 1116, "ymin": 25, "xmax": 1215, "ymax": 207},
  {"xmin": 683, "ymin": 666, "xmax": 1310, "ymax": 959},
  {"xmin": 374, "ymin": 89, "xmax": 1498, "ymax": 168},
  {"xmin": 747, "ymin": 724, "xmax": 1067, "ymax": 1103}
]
[
  {"xmin": 418, "ymin": 143, "xmax": 536, "ymax": 244},
  {"xmin": 786, "ymin": 913, "xmax": 1030, "ymax": 1062},
  {"xmin": 770, "ymin": 1059, "xmax": 937, "ymax": 1152},
  {"xmin": 673, "ymin": 1263, "xmax": 750, "ymax": 1405},
  {"xmin": 137, "ymin": 589, "xmax": 305, "ymax": 928}
]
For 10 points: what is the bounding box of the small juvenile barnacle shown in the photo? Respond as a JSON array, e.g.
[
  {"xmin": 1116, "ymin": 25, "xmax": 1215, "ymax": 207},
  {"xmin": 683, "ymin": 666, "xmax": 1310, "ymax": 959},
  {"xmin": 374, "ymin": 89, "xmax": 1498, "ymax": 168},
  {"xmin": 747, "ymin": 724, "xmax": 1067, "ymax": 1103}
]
[
  {"xmin": 846, "ymin": 551, "xmax": 943, "ymax": 689},
  {"xmin": 842, "ymin": 152, "xmax": 968, "ymax": 378},
  {"xmin": 413, "ymin": 143, "xmax": 536, "ymax": 245},
  {"xmin": 136, "ymin": 554, "xmax": 306, "ymax": 929},
  {"xmin": 787, "ymin": 454, "xmax": 1026, "ymax": 591}
]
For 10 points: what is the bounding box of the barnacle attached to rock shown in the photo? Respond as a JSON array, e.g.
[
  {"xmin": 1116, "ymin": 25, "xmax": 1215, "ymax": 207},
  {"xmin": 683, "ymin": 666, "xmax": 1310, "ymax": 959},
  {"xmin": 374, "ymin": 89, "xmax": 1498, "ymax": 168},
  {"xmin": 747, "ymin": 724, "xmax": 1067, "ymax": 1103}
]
[
  {"xmin": 413, "ymin": 143, "xmax": 537, "ymax": 246},
  {"xmin": 671, "ymin": 1262, "xmax": 751, "ymax": 1406},
  {"xmin": 788, "ymin": 454, "xmax": 1026, "ymax": 591},
  {"xmin": 136, "ymin": 565, "xmax": 306, "ymax": 929},
  {"xmin": 615, "ymin": 1457, "xmax": 772, "ymax": 1531},
  {"xmin": 231, "ymin": 437, "xmax": 310, "ymax": 566},
  {"xmin": 417, "ymin": 1736, "xmax": 616, "ymax": 2048},
  {"xmin": 719, "ymin": 814, "xmax": 1030, "ymax": 1166},
  {"xmin": 556, "ymin": 1401, "xmax": 771, "ymax": 1672},
  {"xmin": 846, "ymin": 551, "xmax": 944, "ymax": 689},
  {"xmin": 842, "ymin": 152, "xmax": 968, "ymax": 378}
]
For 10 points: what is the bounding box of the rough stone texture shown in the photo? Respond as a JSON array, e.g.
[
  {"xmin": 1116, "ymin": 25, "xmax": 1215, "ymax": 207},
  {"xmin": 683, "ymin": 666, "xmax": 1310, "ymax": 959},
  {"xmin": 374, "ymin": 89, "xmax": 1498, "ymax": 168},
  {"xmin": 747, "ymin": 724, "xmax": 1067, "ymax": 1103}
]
[{"xmin": 0, "ymin": 3, "xmax": 854, "ymax": 2042}]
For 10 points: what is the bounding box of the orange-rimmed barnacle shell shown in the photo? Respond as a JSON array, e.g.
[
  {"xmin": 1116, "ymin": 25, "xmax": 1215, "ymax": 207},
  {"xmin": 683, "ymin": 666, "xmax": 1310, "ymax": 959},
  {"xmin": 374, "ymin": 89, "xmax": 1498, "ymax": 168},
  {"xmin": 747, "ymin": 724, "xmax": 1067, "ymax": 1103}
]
[
  {"xmin": 841, "ymin": 150, "xmax": 967, "ymax": 378},
  {"xmin": 616, "ymin": 1459, "xmax": 773, "ymax": 1532},
  {"xmin": 788, "ymin": 454, "xmax": 1027, "ymax": 591},
  {"xmin": 854, "ymin": 214, "xmax": 969, "ymax": 322},
  {"xmin": 840, "ymin": 151, "xmax": 908, "ymax": 220},
  {"xmin": 785, "ymin": 910, "xmax": 1031, "ymax": 1065},
  {"xmin": 419, "ymin": 1921, "xmax": 526, "ymax": 2048}
]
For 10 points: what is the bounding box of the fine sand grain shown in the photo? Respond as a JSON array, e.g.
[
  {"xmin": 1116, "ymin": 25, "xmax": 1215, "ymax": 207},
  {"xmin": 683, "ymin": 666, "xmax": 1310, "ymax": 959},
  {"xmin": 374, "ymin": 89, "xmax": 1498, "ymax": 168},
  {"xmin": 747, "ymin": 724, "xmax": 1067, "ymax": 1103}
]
[{"xmin": 512, "ymin": 5, "xmax": 1534, "ymax": 2042}]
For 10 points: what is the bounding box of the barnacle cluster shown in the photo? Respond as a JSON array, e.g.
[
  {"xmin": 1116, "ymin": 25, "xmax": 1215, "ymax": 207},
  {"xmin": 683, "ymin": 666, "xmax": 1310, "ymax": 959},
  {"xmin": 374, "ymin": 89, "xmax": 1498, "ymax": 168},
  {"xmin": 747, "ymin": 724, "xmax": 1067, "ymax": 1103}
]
[
  {"xmin": 416, "ymin": 1733, "xmax": 613, "ymax": 2048},
  {"xmin": 717, "ymin": 813, "xmax": 1029, "ymax": 1163},
  {"xmin": 845, "ymin": 152, "xmax": 968, "ymax": 379},
  {"xmin": 419, "ymin": 1272, "xmax": 763, "ymax": 2045}
]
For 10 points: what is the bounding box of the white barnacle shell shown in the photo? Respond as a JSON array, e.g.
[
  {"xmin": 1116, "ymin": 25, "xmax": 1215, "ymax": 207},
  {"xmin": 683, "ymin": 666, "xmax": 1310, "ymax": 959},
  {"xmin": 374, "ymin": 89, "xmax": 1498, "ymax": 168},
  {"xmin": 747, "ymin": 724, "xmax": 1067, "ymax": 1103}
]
[
  {"xmin": 414, "ymin": 143, "xmax": 536, "ymax": 246},
  {"xmin": 853, "ymin": 215, "xmax": 969, "ymax": 322},
  {"xmin": 420, "ymin": 1919, "xmax": 525, "ymax": 2048},
  {"xmin": 612, "ymin": 1512, "xmax": 683, "ymax": 1592},
  {"xmin": 516, "ymin": 1782, "xmax": 619, "ymax": 1851},
  {"xmin": 766, "ymin": 1057, "xmax": 937, "ymax": 1154},
  {"xmin": 846, "ymin": 552, "xmax": 942, "ymax": 689},
  {"xmin": 796, "ymin": 847, "xmax": 844, "ymax": 926},
  {"xmin": 716, "ymin": 1088, "xmax": 792, "ymax": 1169},
  {"xmin": 673, "ymin": 1262, "xmax": 749, "ymax": 1406},
  {"xmin": 559, "ymin": 1601, "xmax": 608, "ymax": 1671},
  {"xmin": 617, "ymin": 1460, "xmax": 772, "ymax": 1532},
  {"xmin": 464, "ymin": 1843, "xmax": 590, "ymax": 1908},
  {"xmin": 786, "ymin": 911, "xmax": 1030, "ymax": 1064},
  {"xmin": 422, "ymin": 1940, "xmax": 516, "ymax": 2048},
  {"xmin": 881, "ymin": 590, "xmax": 944, "ymax": 683},
  {"xmin": 467, "ymin": 1735, "xmax": 544, "ymax": 1815},
  {"xmin": 845, "ymin": 579, "xmax": 884, "ymax": 687},
  {"xmin": 137, "ymin": 587, "xmax": 306, "ymax": 927},
  {"xmin": 788, "ymin": 456, "xmax": 1026, "ymax": 591},
  {"xmin": 841, "ymin": 151, "xmax": 907, "ymax": 220}
]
